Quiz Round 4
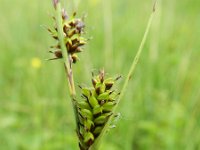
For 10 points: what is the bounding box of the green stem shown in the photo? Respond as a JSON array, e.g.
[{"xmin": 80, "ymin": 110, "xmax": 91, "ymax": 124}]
[
  {"xmin": 89, "ymin": 2, "xmax": 157, "ymax": 150},
  {"xmin": 55, "ymin": 2, "xmax": 76, "ymax": 96},
  {"xmin": 54, "ymin": 1, "xmax": 78, "ymax": 128},
  {"xmin": 117, "ymin": 6, "xmax": 156, "ymax": 105}
]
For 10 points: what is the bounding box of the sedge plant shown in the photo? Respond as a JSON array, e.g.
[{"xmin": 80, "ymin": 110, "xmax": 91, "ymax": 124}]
[{"xmin": 45, "ymin": 0, "xmax": 156, "ymax": 149}]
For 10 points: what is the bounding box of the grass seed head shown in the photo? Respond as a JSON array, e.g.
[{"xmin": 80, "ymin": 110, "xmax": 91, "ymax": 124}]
[
  {"xmin": 76, "ymin": 70, "xmax": 120, "ymax": 149},
  {"xmin": 48, "ymin": 6, "xmax": 87, "ymax": 63}
]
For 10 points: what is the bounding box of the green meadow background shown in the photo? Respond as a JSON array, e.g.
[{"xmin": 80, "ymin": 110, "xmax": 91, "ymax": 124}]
[{"xmin": 0, "ymin": 0, "xmax": 200, "ymax": 149}]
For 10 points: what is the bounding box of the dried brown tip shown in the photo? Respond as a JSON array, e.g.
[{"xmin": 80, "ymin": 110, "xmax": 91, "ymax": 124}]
[
  {"xmin": 153, "ymin": 0, "xmax": 157, "ymax": 12},
  {"xmin": 53, "ymin": 0, "xmax": 59, "ymax": 9},
  {"xmin": 62, "ymin": 8, "xmax": 69, "ymax": 20},
  {"xmin": 78, "ymin": 85, "xmax": 82, "ymax": 89},
  {"xmin": 115, "ymin": 75, "xmax": 122, "ymax": 81},
  {"xmin": 99, "ymin": 69, "xmax": 105, "ymax": 83},
  {"xmin": 91, "ymin": 71, "xmax": 94, "ymax": 77},
  {"xmin": 73, "ymin": 12, "xmax": 77, "ymax": 17}
]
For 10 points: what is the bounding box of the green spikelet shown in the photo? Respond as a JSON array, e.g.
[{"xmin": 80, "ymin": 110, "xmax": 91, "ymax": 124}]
[{"xmin": 77, "ymin": 70, "xmax": 120, "ymax": 150}]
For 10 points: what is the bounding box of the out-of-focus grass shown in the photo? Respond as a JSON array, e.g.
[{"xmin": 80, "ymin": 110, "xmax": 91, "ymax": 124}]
[{"xmin": 0, "ymin": 0, "xmax": 200, "ymax": 150}]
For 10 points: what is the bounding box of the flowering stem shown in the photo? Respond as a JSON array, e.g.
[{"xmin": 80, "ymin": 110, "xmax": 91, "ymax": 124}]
[
  {"xmin": 89, "ymin": 2, "xmax": 157, "ymax": 150},
  {"xmin": 54, "ymin": 0, "xmax": 78, "ymax": 127}
]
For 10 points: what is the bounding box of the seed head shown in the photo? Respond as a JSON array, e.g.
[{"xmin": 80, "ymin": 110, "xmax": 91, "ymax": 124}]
[
  {"xmin": 76, "ymin": 70, "xmax": 121, "ymax": 149},
  {"xmin": 48, "ymin": 5, "xmax": 87, "ymax": 63}
]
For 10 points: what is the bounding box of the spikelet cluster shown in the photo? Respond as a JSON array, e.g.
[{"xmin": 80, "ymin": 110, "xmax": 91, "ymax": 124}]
[
  {"xmin": 77, "ymin": 70, "xmax": 120, "ymax": 150},
  {"xmin": 48, "ymin": 9, "xmax": 87, "ymax": 63}
]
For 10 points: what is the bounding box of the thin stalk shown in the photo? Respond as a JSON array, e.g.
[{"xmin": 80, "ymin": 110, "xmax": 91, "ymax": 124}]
[
  {"xmin": 55, "ymin": 2, "xmax": 76, "ymax": 96},
  {"xmin": 89, "ymin": 2, "xmax": 157, "ymax": 150},
  {"xmin": 117, "ymin": 4, "xmax": 156, "ymax": 107},
  {"xmin": 54, "ymin": 1, "xmax": 78, "ymax": 127}
]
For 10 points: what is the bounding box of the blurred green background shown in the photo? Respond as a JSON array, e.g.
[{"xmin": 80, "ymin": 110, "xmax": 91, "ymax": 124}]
[{"xmin": 0, "ymin": 0, "xmax": 200, "ymax": 149}]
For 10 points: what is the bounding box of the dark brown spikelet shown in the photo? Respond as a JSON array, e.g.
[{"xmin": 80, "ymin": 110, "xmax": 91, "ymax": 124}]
[{"xmin": 47, "ymin": 6, "xmax": 87, "ymax": 63}]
